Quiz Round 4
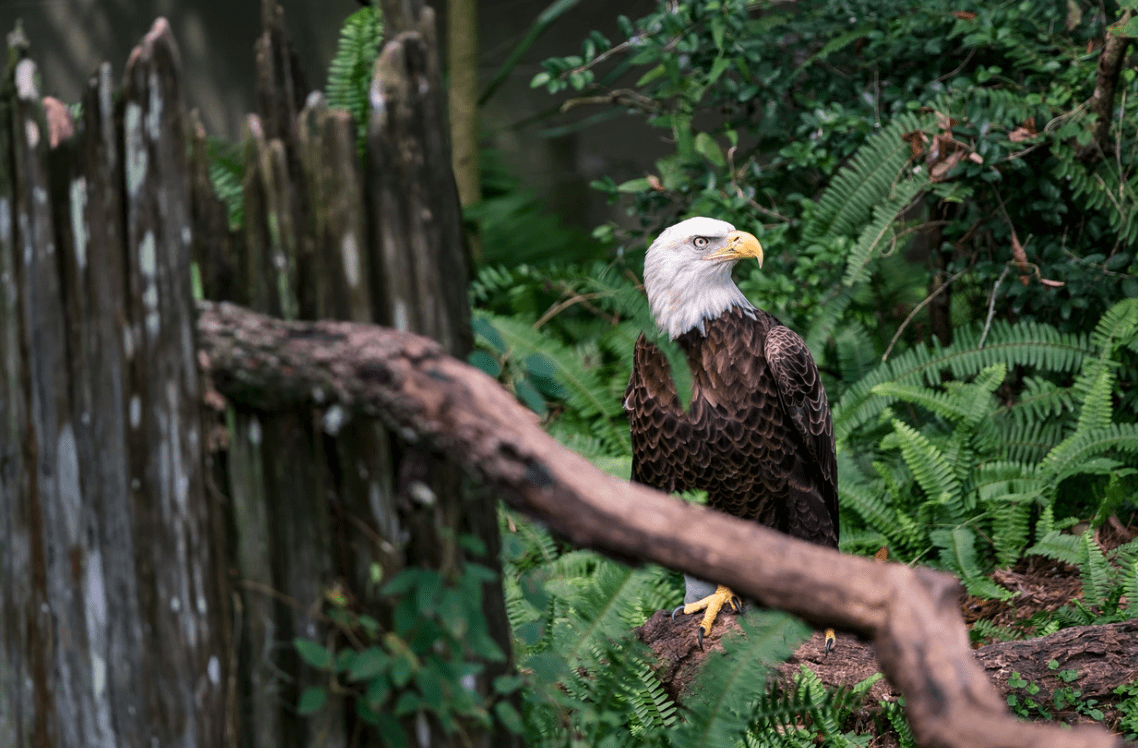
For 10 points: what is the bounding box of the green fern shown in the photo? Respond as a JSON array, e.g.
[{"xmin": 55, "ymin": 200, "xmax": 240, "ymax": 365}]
[
  {"xmin": 205, "ymin": 136, "xmax": 244, "ymax": 229},
  {"xmin": 833, "ymin": 320, "xmax": 1093, "ymax": 444},
  {"xmin": 803, "ymin": 112, "xmax": 927, "ymax": 243},
  {"xmin": 841, "ymin": 176, "xmax": 928, "ymax": 288},
  {"xmin": 325, "ymin": 5, "xmax": 383, "ymax": 148},
  {"xmin": 884, "ymin": 420, "xmax": 963, "ymax": 520},
  {"xmin": 625, "ymin": 656, "xmax": 679, "ymax": 732},
  {"xmin": 1080, "ymin": 531, "xmax": 1113, "ymax": 608},
  {"xmin": 932, "ymin": 526, "xmax": 1013, "ymax": 600},
  {"xmin": 477, "ymin": 312, "xmax": 631, "ymax": 453},
  {"xmin": 1124, "ymin": 560, "xmax": 1138, "ymax": 618},
  {"xmin": 881, "ymin": 699, "xmax": 918, "ymax": 748},
  {"xmin": 1039, "ymin": 423, "xmax": 1138, "ymax": 486}
]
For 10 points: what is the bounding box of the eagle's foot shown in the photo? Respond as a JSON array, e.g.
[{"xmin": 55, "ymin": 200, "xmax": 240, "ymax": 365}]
[
  {"xmin": 670, "ymin": 584, "xmax": 742, "ymax": 649},
  {"xmin": 824, "ymin": 628, "xmax": 836, "ymax": 656}
]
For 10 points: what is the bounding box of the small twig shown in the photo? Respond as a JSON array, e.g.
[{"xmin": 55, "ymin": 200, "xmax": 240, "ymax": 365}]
[
  {"xmin": 533, "ymin": 291, "xmax": 609, "ymax": 329},
  {"xmin": 560, "ymin": 88, "xmax": 658, "ymax": 114},
  {"xmin": 935, "ymin": 48, "xmax": 977, "ymax": 83},
  {"xmin": 978, "ymin": 265, "xmax": 1011, "ymax": 348},
  {"xmin": 882, "ymin": 269, "xmax": 966, "ymax": 362}
]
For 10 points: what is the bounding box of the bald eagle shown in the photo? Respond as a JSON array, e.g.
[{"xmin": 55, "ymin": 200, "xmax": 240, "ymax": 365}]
[{"xmin": 624, "ymin": 217, "xmax": 838, "ymax": 647}]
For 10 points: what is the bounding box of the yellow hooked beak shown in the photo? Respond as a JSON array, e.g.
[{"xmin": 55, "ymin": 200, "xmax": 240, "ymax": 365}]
[{"xmin": 704, "ymin": 230, "xmax": 764, "ymax": 268}]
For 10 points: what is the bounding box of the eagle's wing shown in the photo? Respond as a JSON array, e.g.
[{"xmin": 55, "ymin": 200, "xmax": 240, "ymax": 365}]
[
  {"xmin": 764, "ymin": 324, "xmax": 839, "ymax": 546},
  {"xmin": 624, "ymin": 334, "xmax": 692, "ymax": 493}
]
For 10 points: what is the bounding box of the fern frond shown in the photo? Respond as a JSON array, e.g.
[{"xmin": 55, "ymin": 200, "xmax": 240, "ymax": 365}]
[
  {"xmin": 842, "ymin": 176, "xmax": 928, "ymax": 287},
  {"xmin": 1124, "ymin": 560, "xmax": 1138, "ymax": 617},
  {"xmin": 552, "ymin": 560, "xmax": 658, "ymax": 664},
  {"xmin": 997, "ymin": 419, "xmax": 1069, "ymax": 464},
  {"xmin": 479, "ymin": 312, "xmax": 630, "ymax": 451},
  {"xmin": 833, "ymin": 318, "xmax": 878, "ymax": 383},
  {"xmin": 624, "ymin": 653, "xmax": 679, "ymax": 731},
  {"xmin": 206, "ymin": 137, "xmax": 245, "ymax": 229},
  {"xmin": 887, "ymin": 420, "xmax": 962, "ymax": 518},
  {"xmin": 997, "ymin": 376, "xmax": 1075, "ymax": 427},
  {"xmin": 990, "ymin": 494, "xmax": 1034, "ymax": 568},
  {"xmin": 1073, "ymin": 364, "xmax": 1117, "ymax": 433},
  {"xmin": 1079, "ymin": 531, "xmax": 1113, "ymax": 608},
  {"xmin": 838, "ymin": 473, "xmax": 921, "ymax": 551},
  {"xmin": 834, "ymin": 320, "xmax": 1091, "ymax": 444},
  {"xmin": 1039, "ymin": 423, "xmax": 1138, "ymax": 484},
  {"xmin": 1090, "ymin": 297, "xmax": 1138, "ymax": 352},
  {"xmin": 871, "ymin": 381, "xmax": 966, "ymax": 422},
  {"xmin": 326, "ymin": 5, "xmax": 383, "ymax": 145},
  {"xmin": 803, "ymin": 112, "xmax": 927, "ymax": 242},
  {"xmin": 881, "ymin": 699, "xmax": 917, "ymax": 748},
  {"xmin": 932, "ymin": 527, "xmax": 1013, "ymax": 600},
  {"xmin": 971, "ymin": 461, "xmax": 1044, "ymax": 504},
  {"xmin": 1027, "ymin": 529, "xmax": 1081, "ymax": 564},
  {"xmin": 804, "ymin": 285, "xmax": 852, "ymax": 355}
]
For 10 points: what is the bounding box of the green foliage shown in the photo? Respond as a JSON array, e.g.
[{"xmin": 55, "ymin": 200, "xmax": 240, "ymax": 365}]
[
  {"xmin": 1008, "ymin": 664, "xmax": 1109, "ymax": 724},
  {"xmin": 1115, "ymin": 681, "xmax": 1138, "ymax": 741},
  {"xmin": 205, "ymin": 136, "xmax": 244, "ymax": 230},
  {"xmin": 837, "ymin": 298, "xmax": 1138, "ymax": 594},
  {"xmin": 500, "ymin": 505, "xmax": 915, "ymax": 748},
  {"xmin": 325, "ymin": 4, "xmax": 383, "ymax": 150},
  {"xmin": 292, "ymin": 546, "xmax": 515, "ymax": 742},
  {"xmin": 474, "ymin": 1, "xmax": 1138, "ymax": 742}
]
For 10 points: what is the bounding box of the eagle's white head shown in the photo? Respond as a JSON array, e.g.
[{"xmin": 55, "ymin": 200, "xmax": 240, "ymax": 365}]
[{"xmin": 642, "ymin": 216, "xmax": 764, "ymax": 339}]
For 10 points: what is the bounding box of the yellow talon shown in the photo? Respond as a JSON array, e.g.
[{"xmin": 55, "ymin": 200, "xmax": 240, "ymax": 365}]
[
  {"xmin": 673, "ymin": 584, "xmax": 741, "ymax": 648},
  {"xmin": 824, "ymin": 628, "xmax": 836, "ymax": 656}
]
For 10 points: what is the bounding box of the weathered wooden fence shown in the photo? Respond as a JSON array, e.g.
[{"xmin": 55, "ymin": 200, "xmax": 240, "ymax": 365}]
[{"xmin": 0, "ymin": 2, "xmax": 512, "ymax": 746}]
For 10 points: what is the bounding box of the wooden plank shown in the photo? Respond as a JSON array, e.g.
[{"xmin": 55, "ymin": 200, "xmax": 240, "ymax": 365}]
[
  {"xmin": 75, "ymin": 61, "xmax": 152, "ymax": 747},
  {"xmin": 366, "ymin": 28, "xmax": 471, "ymax": 356},
  {"xmin": 119, "ymin": 18, "xmax": 227, "ymax": 746},
  {"xmin": 6, "ymin": 51, "xmax": 80, "ymax": 748},
  {"xmin": 298, "ymin": 97, "xmax": 371, "ymax": 322},
  {"xmin": 234, "ymin": 90, "xmax": 347, "ymax": 748},
  {"xmin": 296, "ymin": 94, "xmax": 403, "ymax": 603},
  {"xmin": 0, "ymin": 35, "xmax": 41, "ymax": 748},
  {"xmin": 363, "ymin": 20, "xmax": 517, "ymax": 748}
]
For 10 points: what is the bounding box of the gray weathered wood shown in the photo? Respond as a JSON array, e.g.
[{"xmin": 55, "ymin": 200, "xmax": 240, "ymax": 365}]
[
  {"xmin": 0, "ymin": 19, "xmax": 228, "ymax": 748},
  {"xmin": 2, "ymin": 4, "xmax": 514, "ymax": 747}
]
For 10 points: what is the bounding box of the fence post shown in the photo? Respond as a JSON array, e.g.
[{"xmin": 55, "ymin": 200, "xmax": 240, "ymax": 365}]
[{"xmin": 0, "ymin": 19, "xmax": 230, "ymax": 747}]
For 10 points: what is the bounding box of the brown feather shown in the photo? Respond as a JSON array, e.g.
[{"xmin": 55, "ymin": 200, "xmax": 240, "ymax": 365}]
[{"xmin": 625, "ymin": 306, "xmax": 838, "ymax": 547}]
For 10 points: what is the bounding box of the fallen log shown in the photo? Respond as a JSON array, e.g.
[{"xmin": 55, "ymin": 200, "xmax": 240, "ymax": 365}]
[
  {"xmin": 639, "ymin": 612, "xmax": 1138, "ymax": 712},
  {"xmin": 195, "ymin": 299, "xmax": 1127, "ymax": 748}
]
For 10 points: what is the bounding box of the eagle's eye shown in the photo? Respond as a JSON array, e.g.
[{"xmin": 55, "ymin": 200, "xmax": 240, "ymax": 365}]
[{"xmin": 693, "ymin": 236, "xmax": 710, "ymax": 248}]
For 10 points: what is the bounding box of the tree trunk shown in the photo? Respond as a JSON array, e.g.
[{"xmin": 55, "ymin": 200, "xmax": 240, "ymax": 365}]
[{"xmin": 447, "ymin": 0, "xmax": 482, "ymax": 261}]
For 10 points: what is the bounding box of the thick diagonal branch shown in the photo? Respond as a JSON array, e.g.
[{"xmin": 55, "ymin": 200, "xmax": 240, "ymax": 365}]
[{"xmin": 195, "ymin": 300, "xmax": 1122, "ymax": 748}]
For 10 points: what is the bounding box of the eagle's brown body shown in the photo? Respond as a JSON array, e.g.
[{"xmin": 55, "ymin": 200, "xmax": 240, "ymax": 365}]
[{"xmin": 625, "ymin": 306, "xmax": 838, "ymax": 548}]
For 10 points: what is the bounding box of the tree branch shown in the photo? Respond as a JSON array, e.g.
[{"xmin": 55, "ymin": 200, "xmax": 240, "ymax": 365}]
[
  {"xmin": 194, "ymin": 300, "xmax": 1124, "ymax": 748},
  {"xmin": 1079, "ymin": 13, "xmax": 1134, "ymax": 163}
]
